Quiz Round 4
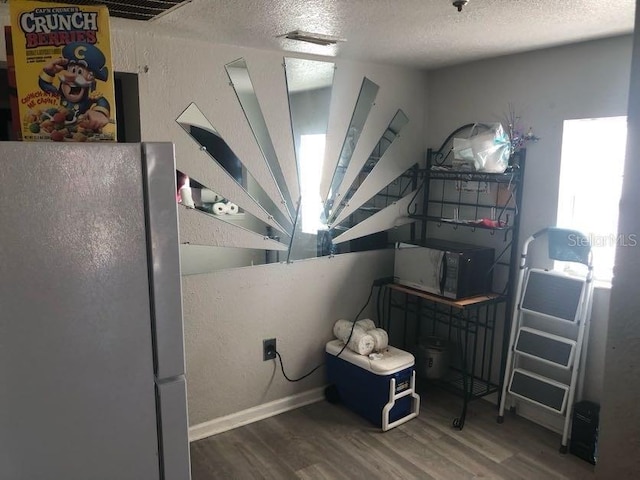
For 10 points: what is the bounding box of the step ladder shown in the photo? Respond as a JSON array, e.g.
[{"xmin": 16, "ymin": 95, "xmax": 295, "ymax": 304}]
[{"xmin": 498, "ymin": 227, "xmax": 594, "ymax": 453}]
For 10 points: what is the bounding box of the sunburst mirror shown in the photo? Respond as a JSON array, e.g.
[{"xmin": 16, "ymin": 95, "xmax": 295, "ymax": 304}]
[{"xmin": 177, "ymin": 57, "xmax": 419, "ymax": 273}]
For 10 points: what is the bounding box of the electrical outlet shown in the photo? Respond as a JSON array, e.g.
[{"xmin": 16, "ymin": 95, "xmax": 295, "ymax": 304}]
[{"xmin": 263, "ymin": 338, "xmax": 276, "ymax": 361}]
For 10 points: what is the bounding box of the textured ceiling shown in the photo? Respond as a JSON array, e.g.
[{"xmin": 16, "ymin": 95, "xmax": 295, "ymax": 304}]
[
  {"xmin": 0, "ymin": 0, "xmax": 634, "ymax": 68},
  {"xmin": 151, "ymin": 0, "xmax": 636, "ymax": 69}
]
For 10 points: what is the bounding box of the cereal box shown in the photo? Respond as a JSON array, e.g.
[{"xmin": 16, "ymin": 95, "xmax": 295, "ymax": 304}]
[{"xmin": 8, "ymin": 0, "xmax": 117, "ymax": 141}]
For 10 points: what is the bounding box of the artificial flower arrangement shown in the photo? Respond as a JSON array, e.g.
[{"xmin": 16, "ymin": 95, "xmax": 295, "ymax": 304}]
[{"xmin": 505, "ymin": 103, "xmax": 540, "ymax": 156}]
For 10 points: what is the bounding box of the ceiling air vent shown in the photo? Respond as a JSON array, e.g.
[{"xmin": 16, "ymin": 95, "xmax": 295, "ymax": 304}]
[
  {"xmin": 278, "ymin": 30, "xmax": 345, "ymax": 47},
  {"xmin": 22, "ymin": 0, "xmax": 193, "ymax": 21}
]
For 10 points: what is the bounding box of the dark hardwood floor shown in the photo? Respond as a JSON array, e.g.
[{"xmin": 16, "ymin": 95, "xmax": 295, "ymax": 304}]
[{"xmin": 190, "ymin": 388, "xmax": 595, "ymax": 479}]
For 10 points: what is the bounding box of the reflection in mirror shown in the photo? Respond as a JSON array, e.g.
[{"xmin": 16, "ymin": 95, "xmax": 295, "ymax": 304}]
[
  {"xmin": 323, "ymin": 77, "xmax": 379, "ymax": 221},
  {"xmin": 328, "ymin": 109, "xmax": 409, "ymax": 225},
  {"xmin": 287, "ymin": 198, "xmax": 336, "ymax": 261},
  {"xmin": 284, "ymin": 57, "xmax": 336, "ymax": 260},
  {"xmin": 179, "ymin": 172, "xmax": 291, "ymax": 249},
  {"xmin": 225, "ymin": 58, "xmax": 296, "ymax": 221},
  {"xmin": 175, "ymin": 59, "xmax": 417, "ymax": 272},
  {"xmin": 330, "ymin": 133, "xmax": 418, "ymax": 229},
  {"xmin": 287, "ymin": 201, "xmax": 313, "ymax": 262},
  {"xmin": 180, "ymin": 244, "xmax": 277, "ymax": 275},
  {"xmin": 332, "ymin": 190, "xmax": 417, "ymax": 245},
  {"xmin": 176, "ymin": 103, "xmax": 292, "ymax": 236}
]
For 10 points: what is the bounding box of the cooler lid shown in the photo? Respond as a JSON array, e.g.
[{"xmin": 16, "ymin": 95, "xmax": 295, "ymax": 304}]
[{"xmin": 325, "ymin": 339, "xmax": 415, "ymax": 375}]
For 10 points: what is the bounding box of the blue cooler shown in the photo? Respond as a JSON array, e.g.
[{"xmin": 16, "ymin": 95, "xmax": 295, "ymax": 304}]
[{"xmin": 325, "ymin": 339, "xmax": 420, "ymax": 431}]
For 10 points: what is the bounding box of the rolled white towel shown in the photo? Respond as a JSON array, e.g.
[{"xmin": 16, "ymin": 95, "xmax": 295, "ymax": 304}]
[
  {"xmin": 213, "ymin": 202, "xmax": 228, "ymax": 215},
  {"xmin": 356, "ymin": 319, "xmax": 376, "ymax": 331},
  {"xmin": 346, "ymin": 329, "xmax": 375, "ymax": 356},
  {"xmin": 334, "ymin": 321, "xmax": 370, "ymax": 345},
  {"xmin": 333, "ymin": 319, "xmax": 354, "ymax": 340},
  {"xmin": 368, "ymin": 328, "xmax": 389, "ymax": 352},
  {"xmin": 227, "ymin": 203, "xmax": 239, "ymax": 215}
]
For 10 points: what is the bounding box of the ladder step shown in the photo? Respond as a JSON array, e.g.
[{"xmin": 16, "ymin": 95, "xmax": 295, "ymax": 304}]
[
  {"xmin": 521, "ymin": 269, "xmax": 586, "ymax": 323},
  {"xmin": 508, "ymin": 369, "xmax": 569, "ymax": 414},
  {"xmin": 515, "ymin": 327, "xmax": 576, "ymax": 368}
]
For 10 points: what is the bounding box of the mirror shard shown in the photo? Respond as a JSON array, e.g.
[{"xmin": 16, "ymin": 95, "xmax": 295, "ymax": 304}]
[
  {"xmin": 284, "ymin": 57, "xmax": 336, "ymax": 259},
  {"xmin": 331, "ymin": 135, "xmax": 416, "ymax": 228},
  {"xmin": 179, "ymin": 206, "xmax": 289, "ymax": 251},
  {"xmin": 225, "ymin": 58, "xmax": 296, "ymax": 222},
  {"xmin": 323, "ymin": 77, "xmax": 379, "ymax": 221},
  {"xmin": 332, "ymin": 191, "xmax": 417, "ymax": 244},
  {"xmin": 176, "ymin": 103, "xmax": 292, "ymax": 236},
  {"xmin": 328, "ymin": 109, "xmax": 409, "ymax": 224}
]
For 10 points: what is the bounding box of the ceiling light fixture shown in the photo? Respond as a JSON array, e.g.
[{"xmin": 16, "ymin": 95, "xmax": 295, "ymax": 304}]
[
  {"xmin": 452, "ymin": 0, "xmax": 469, "ymax": 12},
  {"xmin": 278, "ymin": 30, "xmax": 345, "ymax": 47}
]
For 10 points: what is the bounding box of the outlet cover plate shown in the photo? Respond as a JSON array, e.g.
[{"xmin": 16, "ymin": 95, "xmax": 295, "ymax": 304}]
[{"xmin": 263, "ymin": 338, "xmax": 276, "ymax": 361}]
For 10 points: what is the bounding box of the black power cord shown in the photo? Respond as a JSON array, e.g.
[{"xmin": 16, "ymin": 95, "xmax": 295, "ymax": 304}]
[
  {"xmin": 333, "ymin": 282, "xmax": 376, "ymax": 359},
  {"xmin": 275, "ymin": 280, "xmax": 388, "ymax": 382},
  {"xmin": 275, "ymin": 351, "xmax": 324, "ymax": 382}
]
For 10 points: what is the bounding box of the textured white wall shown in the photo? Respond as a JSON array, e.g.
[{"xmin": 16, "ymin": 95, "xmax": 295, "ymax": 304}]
[
  {"xmin": 183, "ymin": 249, "xmax": 395, "ymax": 424},
  {"xmin": 426, "ymin": 36, "xmax": 633, "ymax": 432},
  {"xmin": 597, "ymin": 2, "xmax": 640, "ymax": 475},
  {"xmin": 80, "ymin": 18, "xmax": 426, "ymax": 426}
]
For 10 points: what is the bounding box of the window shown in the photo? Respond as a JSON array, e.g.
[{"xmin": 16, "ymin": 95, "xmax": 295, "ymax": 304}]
[
  {"xmin": 299, "ymin": 134, "xmax": 327, "ymax": 234},
  {"xmin": 556, "ymin": 116, "xmax": 628, "ymax": 281}
]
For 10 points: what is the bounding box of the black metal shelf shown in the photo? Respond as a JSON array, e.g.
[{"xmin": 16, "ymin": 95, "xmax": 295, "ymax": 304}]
[
  {"xmin": 434, "ymin": 371, "xmax": 501, "ymax": 400},
  {"xmin": 385, "ymin": 284, "xmax": 507, "ymax": 429},
  {"xmin": 418, "ymin": 198, "xmax": 517, "ymax": 211},
  {"xmin": 385, "ymin": 138, "xmax": 526, "ymax": 430},
  {"xmin": 425, "ymin": 168, "xmax": 520, "ymax": 184},
  {"xmin": 409, "ymin": 215, "xmax": 514, "ymax": 231}
]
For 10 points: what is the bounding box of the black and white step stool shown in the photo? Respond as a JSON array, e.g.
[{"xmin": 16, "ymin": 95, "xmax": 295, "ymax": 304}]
[{"xmin": 498, "ymin": 228, "xmax": 595, "ymax": 453}]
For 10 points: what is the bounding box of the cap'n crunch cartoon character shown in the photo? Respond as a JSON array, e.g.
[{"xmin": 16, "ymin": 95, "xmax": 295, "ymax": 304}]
[{"xmin": 39, "ymin": 42, "xmax": 111, "ymax": 132}]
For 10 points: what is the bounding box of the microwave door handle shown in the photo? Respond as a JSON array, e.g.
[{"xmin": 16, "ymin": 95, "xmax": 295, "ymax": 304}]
[{"xmin": 439, "ymin": 252, "xmax": 447, "ymax": 295}]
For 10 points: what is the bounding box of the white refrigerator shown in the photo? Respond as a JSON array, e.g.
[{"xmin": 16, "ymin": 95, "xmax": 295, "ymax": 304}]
[{"xmin": 0, "ymin": 142, "xmax": 191, "ymax": 479}]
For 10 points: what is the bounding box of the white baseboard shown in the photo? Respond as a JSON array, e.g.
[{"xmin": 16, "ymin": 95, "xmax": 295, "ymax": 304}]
[{"xmin": 188, "ymin": 386, "xmax": 325, "ymax": 442}]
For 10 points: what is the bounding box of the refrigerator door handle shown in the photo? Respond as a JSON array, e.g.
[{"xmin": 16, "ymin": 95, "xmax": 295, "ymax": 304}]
[{"xmin": 142, "ymin": 142, "xmax": 187, "ymax": 380}]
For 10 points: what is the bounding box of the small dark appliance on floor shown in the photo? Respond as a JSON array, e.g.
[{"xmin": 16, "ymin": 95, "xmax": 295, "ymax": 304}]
[{"xmin": 570, "ymin": 401, "xmax": 600, "ymax": 465}]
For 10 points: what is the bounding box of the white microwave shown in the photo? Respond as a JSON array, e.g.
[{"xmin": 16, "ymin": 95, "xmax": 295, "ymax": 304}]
[{"xmin": 394, "ymin": 240, "xmax": 495, "ymax": 299}]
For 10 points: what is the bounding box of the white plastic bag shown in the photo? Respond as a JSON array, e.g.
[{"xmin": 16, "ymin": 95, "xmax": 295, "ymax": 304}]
[
  {"xmin": 453, "ymin": 123, "xmax": 511, "ymax": 173},
  {"xmin": 453, "ymin": 137, "xmax": 474, "ymax": 163},
  {"xmin": 471, "ymin": 123, "xmax": 511, "ymax": 173}
]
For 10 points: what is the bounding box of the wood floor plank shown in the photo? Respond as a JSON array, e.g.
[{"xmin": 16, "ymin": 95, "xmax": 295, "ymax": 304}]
[
  {"xmin": 302, "ymin": 433, "xmax": 390, "ymax": 480},
  {"xmin": 399, "ymin": 419, "xmax": 512, "ymax": 479},
  {"xmin": 192, "ymin": 432, "xmax": 267, "ymax": 479},
  {"xmin": 466, "ymin": 407, "xmax": 596, "ymax": 478},
  {"xmin": 190, "ymin": 389, "xmax": 596, "ymax": 480},
  {"xmin": 232, "ymin": 429, "xmax": 300, "ymax": 479},
  {"xmin": 369, "ymin": 427, "xmax": 475, "ymax": 480},
  {"xmin": 295, "ymin": 462, "xmax": 352, "ymax": 480},
  {"xmin": 336, "ymin": 432, "xmax": 435, "ymax": 480},
  {"xmin": 242, "ymin": 417, "xmax": 321, "ymax": 472},
  {"xmin": 418, "ymin": 414, "xmax": 515, "ymax": 463},
  {"xmin": 501, "ymin": 452, "xmax": 574, "ymax": 480}
]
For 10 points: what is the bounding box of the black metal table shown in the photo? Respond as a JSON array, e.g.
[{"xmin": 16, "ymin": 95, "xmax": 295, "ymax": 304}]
[{"xmin": 384, "ymin": 283, "xmax": 507, "ymax": 429}]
